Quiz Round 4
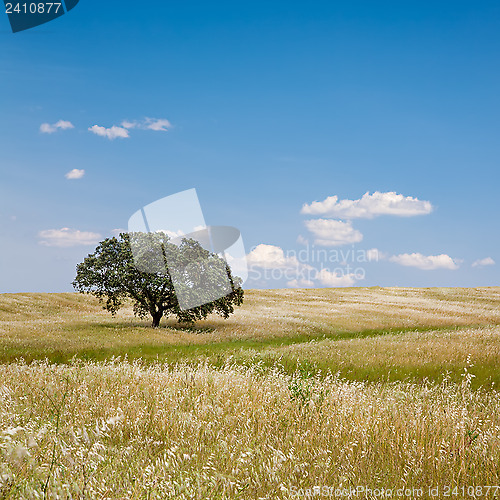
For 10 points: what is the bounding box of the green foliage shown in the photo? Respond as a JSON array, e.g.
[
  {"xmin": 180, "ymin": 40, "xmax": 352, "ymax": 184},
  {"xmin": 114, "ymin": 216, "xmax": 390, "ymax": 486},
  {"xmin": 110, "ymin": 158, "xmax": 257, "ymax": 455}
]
[
  {"xmin": 72, "ymin": 232, "xmax": 244, "ymax": 327},
  {"xmin": 288, "ymin": 360, "xmax": 329, "ymax": 406}
]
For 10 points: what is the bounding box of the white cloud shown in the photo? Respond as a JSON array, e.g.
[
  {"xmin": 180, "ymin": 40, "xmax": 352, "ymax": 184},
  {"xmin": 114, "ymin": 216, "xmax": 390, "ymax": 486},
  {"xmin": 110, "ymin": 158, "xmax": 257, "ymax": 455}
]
[
  {"xmin": 366, "ymin": 248, "xmax": 385, "ymax": 262},
  {"xmin": 40, "ymin": 120, "xmax": 74, "ymax": 134},
  {"xmin": 88, "ymin": 125, "xmax": 129, "ymax": 140},
  {"xmin": 40, "ymin": 124, "xmax": 54, "ymax": 134},
  {"xmin": 245, "ymin": 244, "xmax": 314, "ymax": 287},
  {"xmin": 246, "ymin": 244, "xmax": 301, "ymax": 269},
  {"xmin": 65, "ymin": 169, "xmax": 85, "ymax": 180},
  {"xmin": 54, "ymin": 120, "xmax": 74, "ymax": 130},
  {"xmin": 301, "ymin": 191, "xmax": 433, "ymax": 219},
  {"xmin": 287, "ymin": 278, "xmax": 315, "ymax": 288},
  {"xmin": 472, "ymin": 257, "xmax": 495, "ymax": 268},
  {"xmin": 157, "ymin": 229, "xmax": 186, "ymax": 239},
  {"xmin": 111, "ymin": 228, "xmax": 126, "ymax": 237},
  {"xmin": 144, "ymin": 118, "xmax": 172, "ymax": 131},
  {"xmin": 121, "ymin": 120, "xmax": 137, "ymax": 129},
  {"xmin": 315, "ymin": 269, "xmax": 358, "ymax": 287},
  {"xmin": 41, "ymin": 118, "xmax": 172, "ymax": 138},
  {"xmin": 121, "ymin": 118, "xmax": 172, "ymax": 132},
  {"xmin": 224, "ymin": 253, "xmax": 249, "ymax": 277},
  {"xmin": 38, "ymin": 228, "xmax": 101, "ymax": 247},
  {"xmin": 246, "ymin": 243, "xmax": 370, "ymax": 288},
  {"xmin": 389, "ymin": 252, "xmax": 460, "ymax": 270},
  {"xmin": 304, "ymin": 219, "xmax": 363, "ymax": 247}
]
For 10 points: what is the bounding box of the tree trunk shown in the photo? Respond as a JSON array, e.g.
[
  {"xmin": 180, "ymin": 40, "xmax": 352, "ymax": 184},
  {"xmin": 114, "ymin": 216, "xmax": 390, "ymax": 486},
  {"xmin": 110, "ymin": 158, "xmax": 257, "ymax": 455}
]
[{"xmin": 152, "ymin": 311, "xmax": 163, "ymax": 328}]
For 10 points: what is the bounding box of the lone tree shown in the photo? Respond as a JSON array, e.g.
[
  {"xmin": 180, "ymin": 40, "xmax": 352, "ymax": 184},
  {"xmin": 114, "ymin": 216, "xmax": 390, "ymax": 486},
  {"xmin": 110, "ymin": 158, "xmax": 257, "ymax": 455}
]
[{"xmin": 73, "ymin": 232, "xmax": 244, "ymax": 327}]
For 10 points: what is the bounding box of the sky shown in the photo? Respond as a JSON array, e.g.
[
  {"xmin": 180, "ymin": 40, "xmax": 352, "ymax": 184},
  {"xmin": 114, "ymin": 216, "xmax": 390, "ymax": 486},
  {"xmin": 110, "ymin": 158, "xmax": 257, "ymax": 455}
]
[{"xmin": 0, "ymin": 0, "xmax": 499, "ymax": 292}]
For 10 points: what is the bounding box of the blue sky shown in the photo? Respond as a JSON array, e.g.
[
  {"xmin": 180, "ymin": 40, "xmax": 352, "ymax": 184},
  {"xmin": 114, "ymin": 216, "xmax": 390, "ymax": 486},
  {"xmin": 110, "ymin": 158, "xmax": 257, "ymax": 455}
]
[{"xmin": 1, "ymin": 0, "xmax": 499, "ymax": 292}]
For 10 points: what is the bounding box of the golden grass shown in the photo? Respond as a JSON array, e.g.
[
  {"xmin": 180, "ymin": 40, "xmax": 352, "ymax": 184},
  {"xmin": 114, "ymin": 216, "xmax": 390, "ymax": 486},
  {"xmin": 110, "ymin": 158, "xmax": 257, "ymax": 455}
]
[
  {"xmin": 245, "ymin": 324, "xmax": 500, "ymax": 385},
  {"xmin": 1, "ymin": 360, "xmax": 499, "ymax": 499},
  {"xmin": 1, "ymin": 287, "xmax": 500, "ymax": 355},
  {"xmin": 1, "ymin": 287, "xmax": 500, "ymax": 497}
]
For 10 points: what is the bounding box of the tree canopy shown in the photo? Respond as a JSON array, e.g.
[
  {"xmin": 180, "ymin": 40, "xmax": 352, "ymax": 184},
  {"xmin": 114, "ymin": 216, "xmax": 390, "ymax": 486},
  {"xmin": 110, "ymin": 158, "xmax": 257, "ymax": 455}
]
[{"xmin": 73, "ymin": 232, "xmax": 244, "ymax": 327}]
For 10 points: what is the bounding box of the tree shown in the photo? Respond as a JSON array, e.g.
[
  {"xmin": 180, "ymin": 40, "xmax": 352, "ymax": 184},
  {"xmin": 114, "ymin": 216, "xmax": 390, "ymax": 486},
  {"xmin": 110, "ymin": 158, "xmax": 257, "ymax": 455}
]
[{"xmin": 73, "ymin": 232, "xmax": 244, "ymax": 327}]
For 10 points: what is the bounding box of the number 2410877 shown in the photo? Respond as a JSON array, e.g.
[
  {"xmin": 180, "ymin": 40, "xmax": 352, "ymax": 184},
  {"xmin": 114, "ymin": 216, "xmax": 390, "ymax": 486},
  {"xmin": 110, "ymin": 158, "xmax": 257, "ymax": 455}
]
[{"xmin": 5, "ymin": 3, "xmax": 62, "ymax": 14}]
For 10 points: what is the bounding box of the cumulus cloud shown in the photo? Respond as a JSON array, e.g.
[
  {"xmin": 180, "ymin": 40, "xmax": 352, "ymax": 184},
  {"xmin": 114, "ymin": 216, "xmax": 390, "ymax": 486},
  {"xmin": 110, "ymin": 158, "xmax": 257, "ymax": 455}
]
[
  {"xmin": 304, "ymin": 219, "xmax": 363, "ymax": 247},
  {"xmin": 389, "ymin": 252, "xmax": 460, "ymax": 270},
  {"xmin": 472, "ymin": 257, "xmax": 495, "ymax": 268},
  {"xmin": 301, "ymin": 191, "xmax": 433, "ymax": 219},
  {"xmin": 65, "ymin": 169, "xmax": 85, "ymax": 180},
  {"xmin": 88, "ymin": 125, "xmax": 129, "ymax": 140},
  {"xmin": 246, "ymin": 244, "xmax": 317, "ymax": 287},
  {"xmin": 315, "ymin": 269, "xmax": 358, "ymax": 287},
  {"xmin": 38, "ymin": 228, "xmax": 101, "ymax": 247},
  {"xmin": 245, "ymin": 243, "xmax": 369, "ymax": 288},
  {"xmin": 246, "ymin": 244, "xmax": 301, "ymax": 269},
  {"xmin": 121, "ymin": 118, "xmax": 172, "ymax": 132},
  {"xmin": 40, "ymin": 120, "xmax": 74, "ymax": 134}
]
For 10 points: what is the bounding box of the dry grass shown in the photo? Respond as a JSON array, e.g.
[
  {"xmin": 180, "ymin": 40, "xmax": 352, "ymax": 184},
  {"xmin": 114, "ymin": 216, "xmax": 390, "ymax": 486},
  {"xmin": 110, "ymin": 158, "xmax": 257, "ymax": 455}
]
[
  {"xmin": 1, "ymin": 287, "xmax": 500, "ymax": 357},
  {"xmin": 1, "ymin": 360, "xmax": 499, "ymax": 499},
  {"xmin": 1, "ymin": 288, "xmax": 500, "ymax": 498},
  {"xmin": 1, "ymin": 288, "xmax": 500, "ymax": 386},
  {"xmin": 292, "ymin": 324, "xmax": 500, "ymax": 368},
  {"xmin": 243, "ymin": 324, "xmax": 500, "ymax": 387}
]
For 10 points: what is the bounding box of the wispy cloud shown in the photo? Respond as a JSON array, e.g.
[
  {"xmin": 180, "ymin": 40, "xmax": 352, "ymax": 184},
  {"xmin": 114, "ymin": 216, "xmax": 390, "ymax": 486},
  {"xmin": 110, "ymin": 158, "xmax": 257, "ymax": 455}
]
[
  {"xmin": 301, "ymin": 191, "xmax": 433, "ymax": 219},
  {"xmin": 389, "ymin": 252, "xmax": 460, "ymax": 270},
  {"xmin": 40, "ymin": 120, "xmax": 74, "ymax": 134},
  {"xmin": 304, "ymin": 219, "xmax": 363, "ymax": 247},
  {"xmin": 65, "ymin": 169, "xmax": 85, "ymax": 180},
  {"xmin": 121, "ymin": 117, "xmax": 172, "ymax": 132},
  {"xmin": 88, "ymin": 125, "xmax": 129, "ymax": 140},
  {"xmin": 144, "ymin": 118, "xmax": 172, "ymax": 131},
  {"xmin": 38, "ymin": 228, "xmax": 101, "ymax": 247},
  {"xmin": 472, "ymin": 257, "xmax": 495, "ymax": 268},
  {"xmin": 89, "ymin": 117, "xmax": 172, "ymax": 139}
]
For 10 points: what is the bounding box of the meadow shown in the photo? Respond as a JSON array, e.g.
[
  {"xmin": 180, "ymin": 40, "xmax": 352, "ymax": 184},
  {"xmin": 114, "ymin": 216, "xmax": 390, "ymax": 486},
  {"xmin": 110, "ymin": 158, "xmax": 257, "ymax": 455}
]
[{"xmin": 0, "ymin": 287, "xmax": 499, "ymax": 498}]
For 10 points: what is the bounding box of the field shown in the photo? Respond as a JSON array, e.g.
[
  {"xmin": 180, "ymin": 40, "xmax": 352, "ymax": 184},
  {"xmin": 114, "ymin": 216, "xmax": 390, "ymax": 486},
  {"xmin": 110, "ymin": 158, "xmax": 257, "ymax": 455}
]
[{"xmin": 1, "ymin": 288, "xmax": 500, "ymax": 498}]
